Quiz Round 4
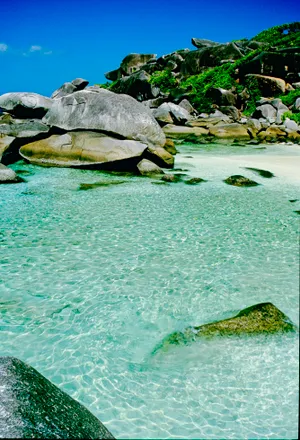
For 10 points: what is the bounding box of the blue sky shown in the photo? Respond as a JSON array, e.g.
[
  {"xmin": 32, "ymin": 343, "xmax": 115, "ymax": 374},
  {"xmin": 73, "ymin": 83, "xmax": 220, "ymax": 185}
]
[{"xmin": 0, "ymin": 0, "xmax": 299, "ymax": 96}]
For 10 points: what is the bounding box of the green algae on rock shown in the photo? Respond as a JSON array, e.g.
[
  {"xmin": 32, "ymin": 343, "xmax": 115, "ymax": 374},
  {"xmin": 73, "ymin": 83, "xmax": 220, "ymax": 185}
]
[
  {"xmin": 224, "ymin": 175, "xmax": 259, "ymax": 187},
  {"xmin": 185, "ymin": 177, "xmax": 207, "ymax": 185},
  {"xmin": 154, "ymin": 303, "xmax": 297, "ymax": 353},
  {"xmin": 244, "ymin": 167, "xmax": 275, "ymax": 178}
]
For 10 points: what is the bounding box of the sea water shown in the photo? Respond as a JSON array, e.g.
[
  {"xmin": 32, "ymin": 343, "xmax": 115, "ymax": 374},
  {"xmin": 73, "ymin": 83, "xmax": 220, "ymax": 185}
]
[{"xmin": 0, "ymin": 144, "xmax": 299, "ymax": 439}]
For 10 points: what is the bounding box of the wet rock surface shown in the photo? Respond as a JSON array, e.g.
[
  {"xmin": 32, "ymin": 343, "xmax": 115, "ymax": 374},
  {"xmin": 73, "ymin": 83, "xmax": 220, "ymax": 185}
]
[
  {"xmin": 224, "ymin": 175, "xmax": 260, "ymax": 187},
  {"xmin": 155, "ymin": 303, "xmax": 297, "ymax": 353},
  {"xmin": 0, "ymin": 356, "xmax": 115, "ymax": 439}
]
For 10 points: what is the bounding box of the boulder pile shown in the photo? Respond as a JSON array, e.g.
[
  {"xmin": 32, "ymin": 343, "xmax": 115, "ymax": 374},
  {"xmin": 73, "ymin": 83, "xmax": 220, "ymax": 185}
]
[{"xmin": 0, "ymin": 78, "xmax": 174, "ymax": 179}]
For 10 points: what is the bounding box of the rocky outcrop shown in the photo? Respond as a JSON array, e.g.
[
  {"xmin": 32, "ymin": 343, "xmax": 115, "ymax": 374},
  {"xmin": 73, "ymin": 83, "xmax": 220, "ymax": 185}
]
[
  {"xmin": 0, "ymin": 357, "xmax": 115, "ymax": 439},
  {"xmin": 51, "ymin": 78, "xmax": 89, "ymax": 99},
  {"xmin": 181, "ymin": 43, "xmax": 244, "ymax": 75},
  {"xmin": 0, "ymin": 117, "xmax": 50, "ymax": 138},
  {"xmin": 0, "ymin": 135, "xmax": 16, "ymax": 161},
  {"xmin": 191, "ymin": 38, "xmax": 220, "ymax": 49},
  {"xmin": 19, "ymin": 132, "xmax": 149, "ymax": 169},
  {"xmin": 153, "ymin": 102, "xmax": 192, "ymax": 126},
  {"xmin": 0, "ymin": 92, "xmax": 52, "ymax": 118},
  {"xmin": 110, "ymin": 70, "xmax": 159, "ymax": 101},
  {"xmin": 163, "ymin": 124, "xmax": 209, "ymax": 142},
  {"xmin": 154, "ymin": 303, "xmax": 297, "ymax": 352},
  {"xmin": 105, "ymin": 53, "xmax": 156, "ymax": 80},
  {"xmin": 43, "ymin": 89, "xmax": 166, "ymax": 147},
  {"xmin": 0, "ymin": 164, "xmax": 22, "ymax": 183},
  {"xmin": 209, "ymin": 123, "xmax": 250, "ymax": 141},
  {"xmin": 245, "ymin": 74, "xmax": 286, "ymax": 96}
]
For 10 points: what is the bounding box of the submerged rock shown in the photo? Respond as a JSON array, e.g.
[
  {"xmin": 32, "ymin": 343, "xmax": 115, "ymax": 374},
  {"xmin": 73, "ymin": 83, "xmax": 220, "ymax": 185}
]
[
  {"xmin": 0, "ymin": 164, "xmax": 23, "ymax": 183},
  {"xmin": 185, "ymin": 177, "xmax": 207, "ymax": 185},
  {"xmin": 0, "ymin": 356, "xmax": 115, "ymax": 439},
  {"xmin": 244, "ymin": 167, "xmax": 275, "ymax": 178},
  {"xmin": 224, "ymin": 175, "xmax": 259, "ymax": 187},
  {"xmin": 155, "ymin": 303, "xmax": 297, "ymax": 352},
  {"xmin": 78, "ymin": 180, "xmax": 125, "ymax": 190}
]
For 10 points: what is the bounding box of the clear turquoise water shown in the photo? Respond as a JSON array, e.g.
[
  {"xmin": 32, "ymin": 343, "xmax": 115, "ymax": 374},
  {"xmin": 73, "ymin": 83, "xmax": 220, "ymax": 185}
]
[{"xmin": 1, "ymin": 144, "xmax": 299, "ymax": 439}]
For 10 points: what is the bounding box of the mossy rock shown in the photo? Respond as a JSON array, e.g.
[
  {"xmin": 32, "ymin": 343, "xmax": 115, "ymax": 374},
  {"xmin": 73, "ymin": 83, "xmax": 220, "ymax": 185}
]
[
  {"xmin": 244, "ymin": 167, "xmax": 274, "ymax": 178},
  {"xmin": 154, "ymin": 303, "xmax": 297, "ymax": 353},
  {"xmin": 224, "ymin": 175, "xmax": 259, "ymax": 187},
  {"xmin": 78, "ymin": 180, "xmax": 125, "ymax": 190},
  {"xmin": 185, "ymin": 177, "xmax": 207, "ymax": 185}
]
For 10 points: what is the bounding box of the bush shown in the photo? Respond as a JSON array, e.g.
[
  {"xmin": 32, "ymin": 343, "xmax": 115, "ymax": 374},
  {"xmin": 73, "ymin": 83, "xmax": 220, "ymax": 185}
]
[
  {"xmin": 252, "ymin": 22, "xmax": 300, "ymax": 48},
  {"xmin": 149, "ymin": 70, "xmax": 177, "ymax": 93},
  {"xmin": 95, "ymin": 82, "xmax": 112, "ymax": 89},
  {"xmin": 180, "ymin": 63, "xmax": 241, "ymax": 112},
  {"xmin": 282, "ymin": 111, "xmax": 300, "ymax": 124},
  {"xmin": 280, "ymin": 89, "xmax": 300, "ymax": 107}
]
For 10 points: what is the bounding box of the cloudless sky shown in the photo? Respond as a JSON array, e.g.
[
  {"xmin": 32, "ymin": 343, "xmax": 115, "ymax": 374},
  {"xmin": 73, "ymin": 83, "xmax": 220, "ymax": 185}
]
[{"xmin": 0, "ymin": 0, "xmax": 299, "ymax": 96}]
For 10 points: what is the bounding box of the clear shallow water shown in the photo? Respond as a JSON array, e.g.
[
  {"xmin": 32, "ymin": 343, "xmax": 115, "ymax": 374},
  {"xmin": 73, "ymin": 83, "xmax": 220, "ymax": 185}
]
[{"xmin": 1, "ymin": 144, "xmax": 299, "ymax": 439}]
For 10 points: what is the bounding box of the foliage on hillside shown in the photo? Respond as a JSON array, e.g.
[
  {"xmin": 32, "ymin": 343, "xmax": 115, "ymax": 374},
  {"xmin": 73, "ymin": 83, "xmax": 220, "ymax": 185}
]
[
  {"xmin": 97, "ymin": 22, "xmax": 300, "ymax": 115},
  {"xmin": 252, "ymin": 22, "xmax": 300, "ymax": 49}
]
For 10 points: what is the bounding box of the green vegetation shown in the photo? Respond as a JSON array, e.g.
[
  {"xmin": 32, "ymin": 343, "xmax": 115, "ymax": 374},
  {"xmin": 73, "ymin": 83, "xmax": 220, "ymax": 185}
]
[
  {"xmin": 282, "ymin": 111, "xmax": 300, "ymax": 124},
  {"xmin": 95, "ymin": 82, "xmax": 111, "ymax": 89},
  {"xmin": 97, "ymin": 21, "xmax": 300, "ymax": 117},
  {"xmin": 149, "ymin": 70, "xmax": 178, "ymax": 93},
  {"xmin": 243, "ymin": 75, "xmax": 262, "ymax": 116},
  {"xmin": 252, "ymin": 22, "xmax": 300, "ymax": 48},
  {"xmin": 279, "ymin": 89, "xmax": 300, "ymax": 106},
  {"xmin": 179, "ymin": 63, "xmax": 239, "ymax": 112}
]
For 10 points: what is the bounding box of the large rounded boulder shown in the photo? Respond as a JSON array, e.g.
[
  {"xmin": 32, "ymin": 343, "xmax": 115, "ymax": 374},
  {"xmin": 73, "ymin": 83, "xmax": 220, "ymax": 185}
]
[
  {"xmin": 0, "ymin": 356, "xmax": 115, "ymax": 439},
  {"xmin": 0, "ymin": 92, "xmax": 53, "ymax": 118},
  {"xmin": 20, "ymin": 131, "xmax": 149, "ymax": 169},
  {"xmin": 42, "ymin": 89, "xmax": 166, "ymax": 147}
]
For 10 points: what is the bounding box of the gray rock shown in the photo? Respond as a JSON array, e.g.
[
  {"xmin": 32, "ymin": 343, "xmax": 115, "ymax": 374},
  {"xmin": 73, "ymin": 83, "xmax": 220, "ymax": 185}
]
[
  {"xmin": 71, "ymin": 77, "xmax": 89, "ymax": 89},
  {"xmin": 0, "ymin": 135, "xmax": 16, "ymax": 161},
  {"xmin": 247, "ymin": 118, "xmax": 262, "ymax": 131},
  {"xmin": 191, "ymin": 38, "xmax": 220, "ymax": 49},
  {"xmin": 0, "ymin": 357, "xmax": 115, "ymax": 439},
  {"xmin": 20, "ymin": 131, "xmax": 148, "ymax": 169},
  {"xmin": 145, "ymin": 145, "xmax": 174, "ymax": 168},
  {"xmin": 105, "ymin": 68, "xmax": 122, "ymax": 81},
  {"xmin": 270, "ymin": 98, "xmax": 288, "ymax": 111},
  {"xmin": 207, "ymin": 87, "xmax": 237, "ymax": 106},
  {"xmin": 152, "ymin": 106, "xmax": 174, "ymax": 125},
  {"xmin": 110, "ymin": 70, "xmax": 158, "ymax": 101},
  {"xmin": 42, "ymin": 89, "xmax": 165, "ymax": 147},
  {"xmin": 137, "ymin": 159, "xmax": 164, "ymax": 176},
  {"xmin": 253, "ymin": 104, "xmax": 277, "ymax": 122},
  {"xmin": 154, "ymin": 102, "xmax": 192, "ymax": 125},
  {"xmin": 0, "ymin": 118, "xmax": 50, "ymax": 138},
  {"xmin": 178, "ymin": 99, "xmax": 195, "ymax": 114},
  {"xmin": 292, "ymin": 82, "xmax": 300, "ymax": 89},
  {"xmin": 51, "ymin": 78, "xmax": 89, "ymax": 99},
  {"xmin": 294, "ymin": 97, "xmax": 300, "ymax": 110},
  {"xmin": 219, "ymin": 106, "xmax": 240, "ymax": 120},
  {"xmin": 0, "ymin": 164, "xmax": 21, "ymax": 183},
  {"xmin": 120, "ymin": 53, "xmax": 156, "ymax": 75},
  {"xmin": 0, "ymin": 92, "xmax": 53, "ymax": 118},
  {"xmin": 51, "ymin": 82, "xmax": 77, "ymax": 99},
  {"xmin": 284, "ymin": 118, "xmax": 299, "ymax": 132}
]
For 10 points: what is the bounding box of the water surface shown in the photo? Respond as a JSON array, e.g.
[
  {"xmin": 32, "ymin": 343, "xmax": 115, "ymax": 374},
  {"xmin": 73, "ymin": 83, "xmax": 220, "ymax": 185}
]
[{"xmin": 1, "ymin": 143, "xmax": 299, "ymax": 439}]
